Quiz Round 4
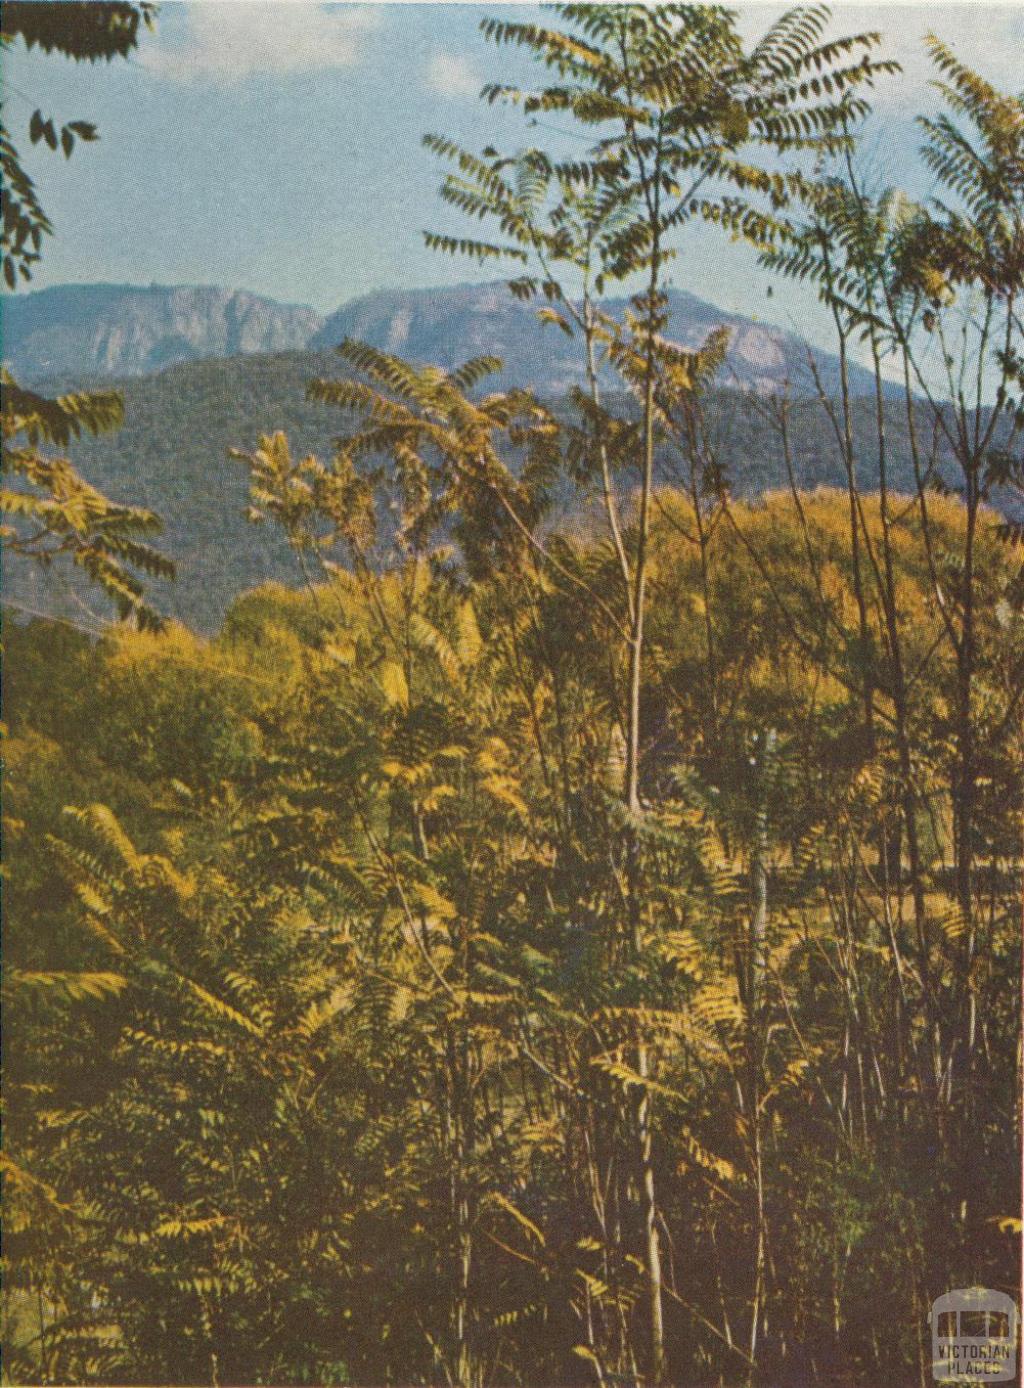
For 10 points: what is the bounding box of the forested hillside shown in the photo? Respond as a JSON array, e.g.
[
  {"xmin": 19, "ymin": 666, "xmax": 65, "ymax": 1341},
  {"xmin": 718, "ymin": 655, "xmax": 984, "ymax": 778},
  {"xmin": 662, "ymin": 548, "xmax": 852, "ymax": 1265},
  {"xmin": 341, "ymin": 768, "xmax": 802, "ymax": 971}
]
[
  {"xmin": 5, "ymin": 346, "xmax": 941, "ymax": 631},
  {"xmin": 3, "ymin": 5, "xmax": 1022, "ymax": 1388}
]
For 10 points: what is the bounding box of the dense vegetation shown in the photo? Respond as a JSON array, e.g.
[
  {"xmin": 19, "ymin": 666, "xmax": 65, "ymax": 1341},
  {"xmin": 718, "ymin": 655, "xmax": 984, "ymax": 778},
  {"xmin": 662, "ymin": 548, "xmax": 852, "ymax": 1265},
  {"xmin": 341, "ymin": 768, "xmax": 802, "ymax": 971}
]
[
  {"xmin": 5, "ymin": 369, "xmax": 954, "ymax": 635},
  {"xmin": 3, "ymin": 4, "xmax": 1022, "ymax": 1387},
  {"xmin": 5, "ymin": 486, "xmax": 1021, "ymax": 1385},
  {"xmin": 4, "ymin": 348, "xmax": 972, "ymax": 633}
]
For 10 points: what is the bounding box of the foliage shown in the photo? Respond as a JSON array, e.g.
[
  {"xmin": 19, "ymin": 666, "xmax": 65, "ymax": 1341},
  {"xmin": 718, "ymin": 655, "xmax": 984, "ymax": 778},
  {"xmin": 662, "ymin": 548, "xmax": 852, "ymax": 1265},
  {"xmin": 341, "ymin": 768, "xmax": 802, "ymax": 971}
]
[
  {"xmin": 1, "ymin": 2, "xmax": 154, "ymax": 288},
  {"xmin": 3, "ymin": 9, "xmax": 1022, "ymax": 1388},
  {"xmin": 5, "ymin": 345, "xmax": 958, "ymax": 633},
  {"xmin": 1, "ymin": 1, "xmax": 170, "ymax": 630},
  {"xmin": 2, "ymin": 372, "xmax": 174, "ymax": 629},
  {"xmin": 5, "ymin": 481, "xmax": 1020, "ymax": 1385}
]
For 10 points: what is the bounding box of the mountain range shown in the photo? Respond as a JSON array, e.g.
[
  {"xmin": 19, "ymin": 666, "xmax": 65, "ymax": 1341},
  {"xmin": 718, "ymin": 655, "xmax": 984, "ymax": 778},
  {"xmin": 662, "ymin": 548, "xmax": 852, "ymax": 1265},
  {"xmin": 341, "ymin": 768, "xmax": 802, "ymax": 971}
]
[
  {"xmin": 3, "ymin": 279, "xmax": 880, "ymax": 398},
  {"xmin": 1, "ymin": 283, "xmax": 322, "ymax": 381},
  {"xmin": 2, "ymin": 279, "xmax": 923, "ymax": 633}
]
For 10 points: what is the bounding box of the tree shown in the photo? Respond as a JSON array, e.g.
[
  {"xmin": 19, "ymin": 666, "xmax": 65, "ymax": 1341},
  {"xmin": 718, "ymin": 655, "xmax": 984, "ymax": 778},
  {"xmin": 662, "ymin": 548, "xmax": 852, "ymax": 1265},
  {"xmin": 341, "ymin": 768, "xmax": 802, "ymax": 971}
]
[
  {"xmin": 4, "ymin": 9, "xmax": 1021, "ymax": 1386},
  {"xmin": 1, "ymin": 2, "xmax": 172, "ymax": 629},
  {"xmin": 9, "ymin": 485, "xmax": 1018, "ymax": 1384},
  {"xmin": 1, "ymin": 2, "xmax": 154, "ymax": 285},
  {"xmin": 416, "ymin": 7, "xmax": 898, "ymax": 1376},
  {"xmin": 759, "ymin": 38, "xmax": 1024, "ymax": 1277}
]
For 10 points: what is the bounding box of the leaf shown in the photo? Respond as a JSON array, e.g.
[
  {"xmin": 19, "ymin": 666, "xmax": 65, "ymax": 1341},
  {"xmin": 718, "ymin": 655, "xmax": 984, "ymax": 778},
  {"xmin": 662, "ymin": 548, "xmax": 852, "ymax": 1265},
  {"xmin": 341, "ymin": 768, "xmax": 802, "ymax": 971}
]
[
  {"xmin": 536, "ymin": 306, "xmax": 574, "ymax": 337},
  {"xmin": 481, "ymin": 773, "xmax": 528, "ymax": 817},
  {"xmin": 488, "ymin": 1191, "xmax": 545, "ymax": 1246},
  {"xmin": 155, "ymin": 1214, "xmax": 229, "ymax": 1239},
  {"xmin": 658, "ymin": 929, "xmax": 703, "ymax": 979},
  {"xmin": 325, "ymin": 637, "xmax": 356, "ymax": 665},
  {"xmin": 413, "ymin": 881, "xmax": 457, "ymax": 923},
  {"xmin": 182, "ymin": 977, "xmax": 265, "ymax": 1036},
  {"xmin": 378, "ymin": 661, "xmax": 409, "ymax": 709},
  {"xmin": 677, "ymin": 1127, "xmax": 737, "ymax": 1183},
  {"xmin": 6, "ymin": 970, "xmax": 128, "ymax": 1001},
  {"xmin": 573, "ymin": 1345, "xmax": 601, "ymax": 1366},
  {"xmin": 296, "ymin": 984, "xmax": 354, "ymax": 1040},
  {"xmin": 456, "ymin": 599, "xmax": 482, "ymax": 667}
]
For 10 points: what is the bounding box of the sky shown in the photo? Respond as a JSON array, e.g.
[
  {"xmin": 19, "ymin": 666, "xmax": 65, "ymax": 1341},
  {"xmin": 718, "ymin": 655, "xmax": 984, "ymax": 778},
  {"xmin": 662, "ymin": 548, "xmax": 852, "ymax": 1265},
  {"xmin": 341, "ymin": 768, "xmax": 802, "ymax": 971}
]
[{"xmin": 2, "ymin": 1, "xmax": 1023, "ymax": 358}]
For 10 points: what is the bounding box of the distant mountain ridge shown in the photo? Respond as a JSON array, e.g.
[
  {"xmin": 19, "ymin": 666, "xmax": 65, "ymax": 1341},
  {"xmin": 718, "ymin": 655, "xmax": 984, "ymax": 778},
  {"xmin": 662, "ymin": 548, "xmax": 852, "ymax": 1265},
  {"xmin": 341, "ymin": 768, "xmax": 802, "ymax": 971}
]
[
  {"xmin": 1, "ymin": 283, "xmax": 324, "ymax": 380},
  {"xmin": 3, "ymin": 279, "xmax": 881, "ymax": 397},
  {"xmin": 310, "ymin": 281, "xmax": 880, "ymax": 397}
]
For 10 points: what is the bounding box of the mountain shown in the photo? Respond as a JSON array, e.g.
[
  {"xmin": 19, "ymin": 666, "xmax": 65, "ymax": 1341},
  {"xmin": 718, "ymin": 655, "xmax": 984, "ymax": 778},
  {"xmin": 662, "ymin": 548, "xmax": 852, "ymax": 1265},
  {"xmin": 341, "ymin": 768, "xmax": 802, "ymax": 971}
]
[
  {"xmin": 311, "ymin": 281, "xmax": 881, "ymax": 397},
  {"xmin": 4, "ymin": 279, "xmax": 882, "ymax": 399},
  {"xmin": 2, "ymin": 279, "xmax": 920, "ymax": 632},
  {"xmin": 1, "ymin": 283, "xmax": 325, "ymax": 380}
]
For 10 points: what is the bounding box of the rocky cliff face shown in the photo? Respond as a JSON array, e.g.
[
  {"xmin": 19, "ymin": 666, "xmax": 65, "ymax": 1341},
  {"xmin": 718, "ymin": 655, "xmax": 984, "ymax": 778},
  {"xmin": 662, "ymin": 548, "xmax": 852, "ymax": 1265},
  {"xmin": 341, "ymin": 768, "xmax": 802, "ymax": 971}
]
[
  {"xmin": 4, "ymin": 278, "xmax": 882, "ymax": 397},
  {"xmin": 310, "ymin": 281, "xmax": 878, "ymax": 397},
  {"xmin": 2, "ymin": 283, "xmax": 325, "ymax": 380}
]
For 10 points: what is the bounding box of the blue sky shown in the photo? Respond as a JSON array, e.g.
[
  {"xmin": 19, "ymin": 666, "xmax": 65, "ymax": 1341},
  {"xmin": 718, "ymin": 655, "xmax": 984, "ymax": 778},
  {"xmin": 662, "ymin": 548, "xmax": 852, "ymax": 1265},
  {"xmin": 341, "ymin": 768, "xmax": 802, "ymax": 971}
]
[{"xmin": 3, "ymin": 2, "xmax": 1022, "ymax": 356}]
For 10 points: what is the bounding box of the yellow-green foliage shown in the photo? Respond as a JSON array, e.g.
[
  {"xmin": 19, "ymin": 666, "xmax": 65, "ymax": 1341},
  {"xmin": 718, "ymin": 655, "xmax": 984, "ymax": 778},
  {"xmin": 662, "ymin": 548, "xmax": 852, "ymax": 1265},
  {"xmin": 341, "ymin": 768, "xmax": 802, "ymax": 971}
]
[
  {"xmin": 5, "ymin": 479, "xmax": 1020, "ymax": 1385},
  {"xmin": 3, "ymin": 9, "xmax": 1021, "ymax": 1386}
]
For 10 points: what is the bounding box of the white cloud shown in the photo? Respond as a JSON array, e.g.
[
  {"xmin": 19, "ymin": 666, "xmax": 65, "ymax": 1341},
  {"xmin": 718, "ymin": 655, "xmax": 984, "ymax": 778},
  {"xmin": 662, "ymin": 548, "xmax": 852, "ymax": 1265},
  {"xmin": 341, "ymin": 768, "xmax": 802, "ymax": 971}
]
[
  {"xmin": 736, "ymin": 5, "xmax": 1023, "ymax": 112},
  {"xmin": 425, "ymin": 52, "xmax": 482, "ymax": 100},
  {"xmin": 142, "ymin": 3, "xmax": 380, "ymax": 83}
]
